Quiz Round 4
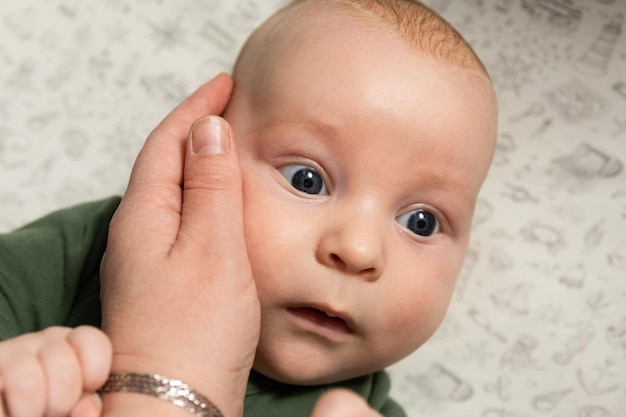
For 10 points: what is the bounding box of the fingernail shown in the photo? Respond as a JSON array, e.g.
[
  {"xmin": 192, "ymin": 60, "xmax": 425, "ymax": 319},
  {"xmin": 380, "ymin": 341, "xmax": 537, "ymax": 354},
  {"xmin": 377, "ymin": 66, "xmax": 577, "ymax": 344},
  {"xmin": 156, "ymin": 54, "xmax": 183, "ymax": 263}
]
[{"xmin": 191, "ymin": 115, "xmax": 230, "ymax": 155}]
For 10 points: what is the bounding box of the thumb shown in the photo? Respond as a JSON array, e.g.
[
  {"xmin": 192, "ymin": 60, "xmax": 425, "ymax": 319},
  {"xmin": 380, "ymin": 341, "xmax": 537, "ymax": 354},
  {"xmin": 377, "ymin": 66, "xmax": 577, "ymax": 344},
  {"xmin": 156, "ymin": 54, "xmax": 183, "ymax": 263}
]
[{"xmin": 176, "ymin": 115, "xmax": 246, "ymax": 262}]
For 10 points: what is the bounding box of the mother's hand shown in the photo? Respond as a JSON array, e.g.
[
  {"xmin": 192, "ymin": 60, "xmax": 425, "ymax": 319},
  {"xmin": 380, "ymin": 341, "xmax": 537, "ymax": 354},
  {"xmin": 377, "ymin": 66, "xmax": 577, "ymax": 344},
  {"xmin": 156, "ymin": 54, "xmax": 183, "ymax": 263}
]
[{"xmin": 100, "ymin": 73, "xmax": 259, "ymax": 417}]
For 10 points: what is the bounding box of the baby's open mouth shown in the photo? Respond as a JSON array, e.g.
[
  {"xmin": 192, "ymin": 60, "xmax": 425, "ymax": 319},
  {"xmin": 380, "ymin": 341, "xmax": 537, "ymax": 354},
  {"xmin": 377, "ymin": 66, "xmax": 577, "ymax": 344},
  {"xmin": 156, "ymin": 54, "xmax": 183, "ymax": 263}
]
[{"xmin": 288, "ymin": 307, "xmax": 354, "ymax": 335}]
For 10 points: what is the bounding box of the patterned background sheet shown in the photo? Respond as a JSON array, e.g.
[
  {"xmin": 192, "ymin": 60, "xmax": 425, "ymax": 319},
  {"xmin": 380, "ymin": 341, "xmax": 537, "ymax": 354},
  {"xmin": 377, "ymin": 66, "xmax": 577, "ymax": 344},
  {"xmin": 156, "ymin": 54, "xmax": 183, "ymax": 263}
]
[{"xmin": 1, "ymin": 0, "xmax": 625, "ymax": 415}]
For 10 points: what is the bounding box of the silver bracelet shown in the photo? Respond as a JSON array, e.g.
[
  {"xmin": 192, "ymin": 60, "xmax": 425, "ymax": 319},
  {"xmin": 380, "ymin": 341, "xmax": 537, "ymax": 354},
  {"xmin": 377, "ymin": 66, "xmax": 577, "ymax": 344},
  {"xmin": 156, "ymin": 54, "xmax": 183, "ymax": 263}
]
[{"xmin": 98, "ymin": 372, "xmax": 224, "ymax": 417}]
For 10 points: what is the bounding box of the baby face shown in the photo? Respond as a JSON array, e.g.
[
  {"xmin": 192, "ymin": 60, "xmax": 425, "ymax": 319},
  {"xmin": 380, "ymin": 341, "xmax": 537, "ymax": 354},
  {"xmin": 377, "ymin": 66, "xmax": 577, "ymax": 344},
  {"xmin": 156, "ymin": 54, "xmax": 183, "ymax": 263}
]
[{"xmin": 223, "ymin": 5, "xmax": 497, "ymax": 385}]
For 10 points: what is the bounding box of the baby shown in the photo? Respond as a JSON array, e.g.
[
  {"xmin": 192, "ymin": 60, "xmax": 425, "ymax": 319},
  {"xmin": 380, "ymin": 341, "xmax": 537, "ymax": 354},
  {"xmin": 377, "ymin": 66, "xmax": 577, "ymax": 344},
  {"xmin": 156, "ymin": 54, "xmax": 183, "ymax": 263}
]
[{"xmin": 0, "ymin": 0, "xmax": 497, "ymax": 416}]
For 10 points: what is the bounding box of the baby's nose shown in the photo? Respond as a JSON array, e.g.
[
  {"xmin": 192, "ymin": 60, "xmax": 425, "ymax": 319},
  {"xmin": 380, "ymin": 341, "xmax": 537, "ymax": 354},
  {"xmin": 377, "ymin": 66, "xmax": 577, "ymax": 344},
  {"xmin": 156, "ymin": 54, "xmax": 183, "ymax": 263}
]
[{"xmin": 316, "ymin": 210, "xmax": 385, "ymax": 281}]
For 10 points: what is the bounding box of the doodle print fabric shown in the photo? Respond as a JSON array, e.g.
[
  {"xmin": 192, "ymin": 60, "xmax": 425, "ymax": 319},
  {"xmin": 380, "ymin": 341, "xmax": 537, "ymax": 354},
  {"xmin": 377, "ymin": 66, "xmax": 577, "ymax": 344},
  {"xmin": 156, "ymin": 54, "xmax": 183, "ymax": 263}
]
[{"xmin": 0, "ymin": 0, "xmax": 625, "ymax": 415}]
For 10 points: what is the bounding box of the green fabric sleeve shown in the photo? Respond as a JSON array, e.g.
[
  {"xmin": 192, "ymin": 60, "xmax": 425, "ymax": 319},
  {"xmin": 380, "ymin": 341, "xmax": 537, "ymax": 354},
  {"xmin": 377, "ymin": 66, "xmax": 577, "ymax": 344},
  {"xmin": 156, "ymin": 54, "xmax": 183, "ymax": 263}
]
[
  {"xmin": 244, "ymin": 370, "xmax": 406, "ymax": 417},
  {"xmin": 344, "ymin": 371, "xmax": 406, "ymax": 417},
  {"xmin": 0, "ymin": 197, "xmax": 120, "ymax": 339}
]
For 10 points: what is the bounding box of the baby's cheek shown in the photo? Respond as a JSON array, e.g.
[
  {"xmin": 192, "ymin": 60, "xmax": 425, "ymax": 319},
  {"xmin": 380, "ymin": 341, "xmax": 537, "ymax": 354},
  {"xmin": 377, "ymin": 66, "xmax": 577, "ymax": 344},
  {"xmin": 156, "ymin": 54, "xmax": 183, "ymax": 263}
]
[
  {"xmin": 371, "ymin": 306, "xmax": 435, "ymax": 368},
  {"xmin": 390, "ymin": 286, "xmax": 450, "ymax": 342}
]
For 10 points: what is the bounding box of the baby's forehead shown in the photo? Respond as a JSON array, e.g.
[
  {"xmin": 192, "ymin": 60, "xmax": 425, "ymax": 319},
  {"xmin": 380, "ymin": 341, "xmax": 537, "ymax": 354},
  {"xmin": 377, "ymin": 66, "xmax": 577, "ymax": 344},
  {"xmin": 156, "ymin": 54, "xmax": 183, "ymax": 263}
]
[
  {"xmin": 257, "ymin": 0, "xmax": 490, "ymax": 80},
  {"xmin": 234, "ymin": 1, "xmax": 498, "ymax": 135}
]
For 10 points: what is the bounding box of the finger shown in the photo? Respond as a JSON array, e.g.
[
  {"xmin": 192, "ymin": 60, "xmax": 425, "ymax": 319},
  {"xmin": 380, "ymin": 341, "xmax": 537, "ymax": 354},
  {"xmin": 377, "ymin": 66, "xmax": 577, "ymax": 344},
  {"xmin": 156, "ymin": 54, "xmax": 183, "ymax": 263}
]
[
  {"xmin": 1, "ymin": 353, "xmax": 45, "ymax": 417},
  {"xmin": 69, "ymin": 394, "xmax": 101, "ymax": 417},
  {"xmin": 175, "ymin": 116, "xmax": 247, "ymax": 269},
  {"xmin": 151, "ymin": 73, "xmax": 234, "ymax": 146},
  {"xmin": 128, "ymin": 73, "xmax": 234, "ymax": 197},
  {"xmin": 311, "ymin": 389, "xmax": 378, "ymax": 417},
  {"xmin": 38, "ymin": 339, "xmax": 82, "ymax": 417},
  {"xmin": 0, "ymin": 389, "xmax": 6, "ymax": 417},
  {"xmin": 0, "ymin": 328, "xmax": 73, "ymax": 417},
  {"xmin": 66, "ymin": 326, "xmax": 112, "ymax": 392},
  {"xmin": 112, "ymin": 73, "xmax": 234, "ymax": 253},
  {"xmin": 132, "ymin": 72, "xmax": 233, "ymax": 188},
  {"xmin": 0, "ymin": 327, "xmax": 69, "ymax": 359}
]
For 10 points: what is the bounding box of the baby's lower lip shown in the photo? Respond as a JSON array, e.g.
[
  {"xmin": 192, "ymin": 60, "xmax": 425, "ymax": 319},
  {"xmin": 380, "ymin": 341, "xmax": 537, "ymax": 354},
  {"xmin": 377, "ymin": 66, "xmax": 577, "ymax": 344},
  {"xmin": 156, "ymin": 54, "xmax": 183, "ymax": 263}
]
[{"xmin": 288, "ymin": 307, "xmax": 354, "ymax": 337}]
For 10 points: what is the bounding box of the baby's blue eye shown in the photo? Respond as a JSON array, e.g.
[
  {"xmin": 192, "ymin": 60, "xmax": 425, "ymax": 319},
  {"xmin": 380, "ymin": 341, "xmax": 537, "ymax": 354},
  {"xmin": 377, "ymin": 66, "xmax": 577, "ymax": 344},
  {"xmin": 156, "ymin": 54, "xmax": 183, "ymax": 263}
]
[
  {"xmin": 278, "ymin": 165, "xmax": 328, "ymax": 195},
  {"xmin": 396, "ymin": 209, "xmax": 439, "ymax": 237}
]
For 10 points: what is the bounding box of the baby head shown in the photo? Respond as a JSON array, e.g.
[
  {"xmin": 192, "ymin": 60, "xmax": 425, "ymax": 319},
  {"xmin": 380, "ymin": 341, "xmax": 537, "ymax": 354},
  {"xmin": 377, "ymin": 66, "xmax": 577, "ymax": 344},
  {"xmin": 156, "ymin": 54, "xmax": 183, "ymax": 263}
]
[{"xmin": 222, "ymin": 0, "xmax": 497, "ymax": 386}]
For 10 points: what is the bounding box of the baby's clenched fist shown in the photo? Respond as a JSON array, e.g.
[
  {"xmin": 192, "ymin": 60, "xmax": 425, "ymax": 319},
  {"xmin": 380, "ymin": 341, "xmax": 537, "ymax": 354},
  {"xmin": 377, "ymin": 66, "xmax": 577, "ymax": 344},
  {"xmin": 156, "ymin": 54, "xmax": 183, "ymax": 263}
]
[{"xmin": 0, "ymin": 326, "xmax": 112, "ymax": 417}]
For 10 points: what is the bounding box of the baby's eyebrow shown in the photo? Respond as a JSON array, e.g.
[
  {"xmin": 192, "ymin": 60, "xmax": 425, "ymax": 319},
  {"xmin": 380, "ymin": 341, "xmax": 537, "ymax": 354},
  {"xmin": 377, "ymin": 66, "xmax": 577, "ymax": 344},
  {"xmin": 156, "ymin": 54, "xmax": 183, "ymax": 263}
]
[
  {"xmin": 262, "ymin": 112, "xmax": 342, "ymax": 140},
  {"xmin": 260, "ymin": 113, "xmax": 478, "ymax": 207},
  {"xmin": 410, "ymin": 169, "xmax": 476, "ymax": 207},
  {"xmin": 426, "ymin": 171, "xmax": 460, "ymax": 193}
]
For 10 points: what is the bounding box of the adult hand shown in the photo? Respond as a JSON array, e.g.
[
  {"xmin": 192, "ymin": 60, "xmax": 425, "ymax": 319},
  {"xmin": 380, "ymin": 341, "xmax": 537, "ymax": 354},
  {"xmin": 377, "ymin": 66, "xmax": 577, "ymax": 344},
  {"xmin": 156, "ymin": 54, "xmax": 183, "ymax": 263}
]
[{"xmin": 100, "ymin": 73, "xmax": 260, "ymax": 417}]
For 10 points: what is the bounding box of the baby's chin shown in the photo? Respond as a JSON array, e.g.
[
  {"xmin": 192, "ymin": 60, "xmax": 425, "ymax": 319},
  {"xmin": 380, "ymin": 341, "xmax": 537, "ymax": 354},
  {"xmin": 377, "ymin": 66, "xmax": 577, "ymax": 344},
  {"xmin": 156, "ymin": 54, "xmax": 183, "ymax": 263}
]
[{"xmin": 252, "ymin": 360, "xmax": 372, "ymax": 386}]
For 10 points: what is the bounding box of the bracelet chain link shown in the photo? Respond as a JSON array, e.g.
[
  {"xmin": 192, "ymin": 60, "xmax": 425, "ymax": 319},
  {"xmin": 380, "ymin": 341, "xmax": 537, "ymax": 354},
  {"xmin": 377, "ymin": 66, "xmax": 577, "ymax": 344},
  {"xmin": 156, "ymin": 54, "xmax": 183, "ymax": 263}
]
[{"xmin": 98, "ymin": 372, "xmax": 224, "ymax": 417}]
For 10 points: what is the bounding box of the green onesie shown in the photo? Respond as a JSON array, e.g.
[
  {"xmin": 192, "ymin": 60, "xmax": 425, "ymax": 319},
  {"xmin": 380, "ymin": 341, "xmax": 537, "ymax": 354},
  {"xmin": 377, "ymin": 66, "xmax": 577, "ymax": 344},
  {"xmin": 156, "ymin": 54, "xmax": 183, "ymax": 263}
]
[{"xmin": 0, "ymin": 198, "xmax": 406, "ymax": 417}]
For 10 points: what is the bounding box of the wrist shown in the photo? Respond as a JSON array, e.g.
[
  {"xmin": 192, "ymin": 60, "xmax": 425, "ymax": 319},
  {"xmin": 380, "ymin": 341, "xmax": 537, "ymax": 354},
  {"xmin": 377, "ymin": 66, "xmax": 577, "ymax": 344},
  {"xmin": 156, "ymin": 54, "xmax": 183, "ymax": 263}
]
[{"xmin": 106, "ymin": 355, "xmax": 246, "ymax": 417}]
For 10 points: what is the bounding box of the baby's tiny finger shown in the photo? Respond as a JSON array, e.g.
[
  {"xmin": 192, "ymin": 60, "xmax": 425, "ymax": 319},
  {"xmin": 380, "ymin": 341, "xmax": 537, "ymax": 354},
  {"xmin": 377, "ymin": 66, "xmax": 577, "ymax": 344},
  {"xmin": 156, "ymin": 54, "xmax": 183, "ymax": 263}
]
[
  {"xmin": 311, "ymin": 389, "xmax": 377, "ymax": 417},
  {"xmin": 38, "ymin": 339, "xmax": 82, "ymax": 417},
  {"xmin": 69, "ymin": 393, "xmax": 102, "ymax": 417},
  {"xmin": 0, "ymin": 353, "xmax": 45, "ymax": 417},
  {"xmin": 66, "ymin": 326, "xmax": 112, "ymax": 391}
]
